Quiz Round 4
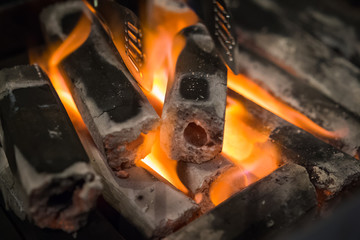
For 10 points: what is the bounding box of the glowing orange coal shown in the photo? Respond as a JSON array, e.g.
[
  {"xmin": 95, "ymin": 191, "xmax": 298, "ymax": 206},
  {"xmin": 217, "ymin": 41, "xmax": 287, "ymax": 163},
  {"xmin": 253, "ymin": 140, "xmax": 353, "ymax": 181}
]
[{"xmin": 209, "ymin": 98, "xmax": 280, "ymax": 206}]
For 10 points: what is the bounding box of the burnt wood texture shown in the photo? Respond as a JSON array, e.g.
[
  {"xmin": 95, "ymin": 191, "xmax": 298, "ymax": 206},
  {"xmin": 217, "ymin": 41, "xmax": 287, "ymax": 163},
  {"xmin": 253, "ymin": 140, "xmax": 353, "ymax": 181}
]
[
  {"xmin": 0, "ymin": 65, "xmax": 102, "ymax": 232},
  {"xmin": 160, "ymin": 23, "xmax": 227, "ymax": 163},
  {"xmin": 40, "ymin": 2, "xmax": 159, "ymax": 170}
]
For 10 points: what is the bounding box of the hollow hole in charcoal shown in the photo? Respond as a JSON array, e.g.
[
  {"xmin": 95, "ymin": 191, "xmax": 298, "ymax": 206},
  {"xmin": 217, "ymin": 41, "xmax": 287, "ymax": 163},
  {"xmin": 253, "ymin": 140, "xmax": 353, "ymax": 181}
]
[
  {"xmin": 183, "ymin": 122, "xmax": 208, "ymax": 147},
  {"xmin": 47, "ymin": 188, "xmax": 75, "ymax": 208},
  {"xmin": 46, "ymin": 179, "xmax": 84, "ymax": 209}
]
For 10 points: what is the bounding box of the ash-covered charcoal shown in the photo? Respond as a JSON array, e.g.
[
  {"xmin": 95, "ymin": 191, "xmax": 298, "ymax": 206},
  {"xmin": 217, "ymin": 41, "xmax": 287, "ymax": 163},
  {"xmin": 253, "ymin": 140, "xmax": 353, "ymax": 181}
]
[
  {"xmin": 167, "ymin": 163, "xmax": 317, "ymax": 240},
  {"xmin": 40, "ymin": 2, "xmax": 159, "ymax": 170},
  {"xmin": 226, "ymin": 0, "xmax": 360, "ymax": 117},
  {"xmin": 0, "ymin": 65, "xmax": 102, "ymax": 232},
  {"xmin": 177, "ymin": 155, "xmax": 233, "ymax": 211},
  {"xmin": 160, "ymin": 23, "xmax": 227, "ymax": 163},
  {"xmin": 263, "ymin": 0, "xmax": 360, "ymax": 68},
  {"xmin": 80, "ymin": 135, "xmax": 199, "ymax": 239},
  {"xmin": 271, "ymin": 126, "xmax": 360, "ymax": 200},
  {"xmin": 233, "ymin": 46, "xmax": 360, "ymax": 158}
]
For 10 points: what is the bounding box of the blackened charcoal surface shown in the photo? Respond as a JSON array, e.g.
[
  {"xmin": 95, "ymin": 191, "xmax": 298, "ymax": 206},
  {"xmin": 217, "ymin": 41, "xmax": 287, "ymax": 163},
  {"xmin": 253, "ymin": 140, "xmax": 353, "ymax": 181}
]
[
  {"xmin": 61, "ymin": 12, "xmax": 142, "ymax": 123},
  {"xmin": 234, "ymin": 46, "xmax": 360, "ymax": 158},
  {"xmin": 187, "ymin": 0, "xmax": 240, "ymax": 74},
  {"xmin": 179, "ymin": 76, "xmax": 209, "ymax": 101},
  {"xmin": 227, "ymin": 0, "xmax": 360, "ymax": 118},
  {"xmin": 0, "ymin": 65, "xmax": 102, "ymax": 232},
  {"xmin": 167, "ymin": 163, "xmax": 317, "ymax": 240},
  {"xmin": 265, "ymin": 0, "xmax": 360, "ymax": 67},
  {"xmin": 0, "ymin": 65, "xmax": 88, "ymax": 174},
  {"xmin": 41, "ymin": 2, "xmax": 159, "ymax": 169},
  {"xmin": 271, "ymin": 126, "xmax": 360, "ymax": 199}
]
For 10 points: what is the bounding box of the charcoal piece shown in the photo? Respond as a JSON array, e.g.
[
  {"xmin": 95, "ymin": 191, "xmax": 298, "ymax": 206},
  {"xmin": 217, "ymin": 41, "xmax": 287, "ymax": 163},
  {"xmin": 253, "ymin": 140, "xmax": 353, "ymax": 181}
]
[
  {"xmin": 177, "ymin": 155, "xmax": 233, "ymax": 211},
  {"xmin": 79, "ymin": 134, "xmax": 199, "ymax": 239},
  {"xmin": 233, "ymin": 46, "xmax": 360, "ymax": 158},
  {"xmin": 265, "ymin": 0, "xmax": 360, "ymax": 68},
  {"xmin": 86, "ymin": 0, "xmax": 146, "ymax": 90},
  {"xmin": 227, "ymin": 0, "xmax": 360, "ymax": 117},
  {"xmin": 271, "ymin": 126, "xmax": 360, "ymax": 200},
  {"xmin": 160, "ymin": 23, "xmax": 227, "ymax": 163},
  {"xmin": 40, "ymin": 2, "xmax": 159, "ymax": 169},
  {"xmin": 0, "ymin": 65, "xmax": 102, "ymax": 232},
  {"xmin": 167, "ymin": 163, "xmax": 317, "ymax": 240},
  {"xmin": 187, "ymin": 0, "xmax": 240, "ymax": 74}
]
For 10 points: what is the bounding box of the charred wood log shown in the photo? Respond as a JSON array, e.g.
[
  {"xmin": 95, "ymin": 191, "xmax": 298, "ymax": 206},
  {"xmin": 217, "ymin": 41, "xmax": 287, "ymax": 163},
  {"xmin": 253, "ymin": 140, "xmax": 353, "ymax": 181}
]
[
  {"xmin": 0, "ymin": 65, "xmax": 102, "ymax": 232},
  {"xmin": 167, "ymin": 163, "xmax": 317, "ymax": 240},
  {"xmin": 40, "ymin": 2, "xmax": 159, "ymax": 170},
  {"xmin": 160, "ymin": 23, "xmax": 227, "ymax": 163}
]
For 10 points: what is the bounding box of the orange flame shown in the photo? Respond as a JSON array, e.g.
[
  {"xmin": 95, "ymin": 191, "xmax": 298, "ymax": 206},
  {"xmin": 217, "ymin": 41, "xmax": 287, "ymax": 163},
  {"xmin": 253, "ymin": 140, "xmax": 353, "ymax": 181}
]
[
  {"xmin": 31, "ymin": 14, "xmax": 92, "ymax": 132},
  {"xmin": 227, "ymin": 68, "xmax": 339, "ymax": 139},
  {"xmin": 135, "ymin": 1, "xmax": 197, "ymax": 193},
  {"xmin": 209, "ymin": 98, "xmax": 280, "ymax": 206},
  {"xmin": 137, "ymin": 133, "xmax": 189, "ymax": 194}
]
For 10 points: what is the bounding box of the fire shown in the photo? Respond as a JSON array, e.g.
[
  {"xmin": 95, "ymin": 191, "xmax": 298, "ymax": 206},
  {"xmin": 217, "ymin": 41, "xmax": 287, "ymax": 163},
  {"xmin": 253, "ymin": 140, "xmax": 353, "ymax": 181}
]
[
  {"xmin": 136, "ymin": 133, "xmax": 189, "ymax": 194},
  {"xmin": 31, "ymin": 14, "xmax": 92, "ymax": 132},
  {"xmin": 227, "ymin": 68, "xmax": 339, "ymax": 139},
  {"xmin": 209, "ymin": 98, "xmax": 280, "ymax": 206},
  {"xmin": 135, "ymin": 1, "xmax": 198, "ymax": 193},
  {"xmin": 31, "ymin": 1, "xmax": 342, "ymax": 205}
]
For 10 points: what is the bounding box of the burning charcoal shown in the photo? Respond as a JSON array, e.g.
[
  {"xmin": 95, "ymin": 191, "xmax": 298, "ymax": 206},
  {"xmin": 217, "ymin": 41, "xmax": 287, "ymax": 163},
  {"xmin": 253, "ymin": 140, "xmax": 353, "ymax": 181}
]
[
  {"xmin": 226, "ymin": 0, "xmax": 360, "ymax": 117},
  {"xmin": 271, "ymin": 126, "xmax": 360, "ymax": 200},
  {"xmin": 0, "ymin": 65, "xmax": 102, "ymax": 232},
  {"xmin": 187, "ymin": 0, "xmax": 240, "ymax": 74},
  {"xmin": 79, "ymin": 134, "xmax": 199, "ymax": 239},
  {"xmin": 232, "ymin": 46, "xmax": 360, "ymax": 158},
  {"xmin": 177, "ymin": 155, "xmax": 233, "ymax": 211},
  {"xmin": 167, "ymin": 163, "xmax": 317, "ymax": 240},
  {"xmin": 160, "ymin": 23, "xmax": 227, "ymax": 163},
  {"xmin": 40, "ymin": 2, "xmax": 159, "ymax": 170}
]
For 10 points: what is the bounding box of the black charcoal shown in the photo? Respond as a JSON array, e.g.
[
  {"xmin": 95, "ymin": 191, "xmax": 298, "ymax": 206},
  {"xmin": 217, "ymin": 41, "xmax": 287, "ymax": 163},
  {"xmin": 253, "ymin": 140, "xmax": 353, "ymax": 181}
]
[
  {"xmin": 227, "ymin": 0, "xmax": 360, "ymax": 117},
  {"xmin": 271, "ymin": 126, "xmax": 360, "ymax": 200},
  {"xmin": 0, "ymin": 65, "xmax": 102, "ymax": 232},
  {"xmin": 40, "ymin": 2, "xmax": 159, "ymax": 170}
]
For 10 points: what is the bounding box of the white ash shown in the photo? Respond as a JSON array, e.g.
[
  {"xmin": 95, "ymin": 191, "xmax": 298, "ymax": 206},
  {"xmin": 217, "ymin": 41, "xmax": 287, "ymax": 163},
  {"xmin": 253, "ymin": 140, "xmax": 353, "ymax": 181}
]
[
  {"xmin": 40, "ymin": 1, "xmax": 92, "ymax": 41},
  {"xmin": 80, "ymin": 135, "xmax": 199, "ymax": 238},
  {"xmin": 0, "ymin": 65, "xmax": 47, "ymax": 100},
  {"xmin": 192, "ymin": 34, "xmax": 215, "ymax": 54}
]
